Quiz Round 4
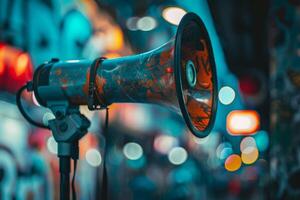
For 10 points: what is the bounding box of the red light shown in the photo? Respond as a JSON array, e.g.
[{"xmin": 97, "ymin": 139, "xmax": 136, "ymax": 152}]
[
  {"xmin": 0, "ymin": 44, "xmax": 33, "ymax": 93},
  {"xmin": 239, "ymin": 76, "xmax": 260, "ymax": 95},
  {"xmin": 165, "ymin": 67, "xmax": 173, "ymax": 73}
]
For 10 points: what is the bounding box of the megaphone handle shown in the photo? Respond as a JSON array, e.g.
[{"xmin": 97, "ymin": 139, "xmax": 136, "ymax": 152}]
[{"xmin": 88, "ymin": 57, "xmax": 107, "ymax": 110}]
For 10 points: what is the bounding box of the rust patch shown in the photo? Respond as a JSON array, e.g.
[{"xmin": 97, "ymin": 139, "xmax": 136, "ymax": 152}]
[
  {"xmin": 159, "ymin": 50, "xmax": 171, "ymax": 66},
  {"xmin": 82, "ymin": 71, "xmax": 90, "ymax": 96},
  {"xmin": 55, "ymin": 68, "xmax": 62, "ymax": 76},
  {"xmin": 95, "ymin": 76, "xmax": 107, "ymax": 97},
  {"xmin": 60, "ymin": 78, "xmax": 68, "ymax": 85}
]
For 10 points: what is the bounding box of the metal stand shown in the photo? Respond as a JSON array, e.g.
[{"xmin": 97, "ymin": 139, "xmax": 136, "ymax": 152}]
[{"xmin": 48, "ymin": 104, "xmax": 90, "ymax": 200}]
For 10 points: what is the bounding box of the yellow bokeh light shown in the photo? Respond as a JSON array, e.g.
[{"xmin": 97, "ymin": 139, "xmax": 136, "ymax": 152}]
[
  {"xmin": 225, "ymin": 154, "xmax": 242, "ymax": 172},
  {"xmin": 106, "ymin": 26, "xmax": 124, "ymax": 51},
  {"xmin": 241, "ymin": 147, "xmax": 259, "ymax": 165}
]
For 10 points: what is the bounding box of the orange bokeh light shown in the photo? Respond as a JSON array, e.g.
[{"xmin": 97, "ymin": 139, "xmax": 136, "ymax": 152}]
[
  {"xmin": 103, "ymin": 52, "xmax": 121, "ymax": 59},
  {"xmin": 15, "ymin": 53, "xmax": 30, "ymax": 77},
  {"xmin": 227, "ymin": 110, "xmax": 260, "ymax": 136},
  {"xmin": 0, "ymin": 48, "xmax": 5, "ymax": 75},
  {"xmin": 225, "ymin": 154, "xmax": 242, "ymax": 172},
  {"xmin": 106, "ymin": 26, "xmax": 124, "ymax": 51}
]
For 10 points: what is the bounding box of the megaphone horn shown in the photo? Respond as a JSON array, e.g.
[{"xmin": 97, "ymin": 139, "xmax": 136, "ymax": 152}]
[{"xmin": 32, "ymin": 12, "xmax": 217, "ymax": 138}]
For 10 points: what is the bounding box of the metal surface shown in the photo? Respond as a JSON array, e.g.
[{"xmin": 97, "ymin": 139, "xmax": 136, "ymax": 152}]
[{"xmin": 33, "ymin": 13, "xmax": 217, "ymax": 137}]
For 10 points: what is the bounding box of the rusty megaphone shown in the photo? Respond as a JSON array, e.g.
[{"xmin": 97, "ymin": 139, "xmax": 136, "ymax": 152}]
[{"xmin": 32, "ymin": 13, "xmax": 217, "ymax": 138}]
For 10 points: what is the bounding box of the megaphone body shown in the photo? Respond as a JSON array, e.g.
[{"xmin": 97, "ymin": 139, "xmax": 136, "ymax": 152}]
[{"xmin": 32, "ymin": 13, "xmax": 217, "ymax": 138}]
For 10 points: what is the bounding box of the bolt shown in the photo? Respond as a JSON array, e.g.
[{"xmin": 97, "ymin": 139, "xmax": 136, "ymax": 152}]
[{"xmin": 59, "ymin": 122, "xmax": 68, "ymax": 132}]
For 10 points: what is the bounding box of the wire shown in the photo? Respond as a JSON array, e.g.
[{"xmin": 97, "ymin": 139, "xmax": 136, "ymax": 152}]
[
  {"xmin": 72, "ymin": 159, "xmax": 77, "ymax": 200},
  {"xmin": 104, "ymin": 107, "xmax": 109, "ymax": 133},
  {"xmin": 101, "ymin": 107, "xmax": 109, "ymax": 200},
  {"xmin": 16, "ymin": 84, "xmax": 49, "ymax": 129}
]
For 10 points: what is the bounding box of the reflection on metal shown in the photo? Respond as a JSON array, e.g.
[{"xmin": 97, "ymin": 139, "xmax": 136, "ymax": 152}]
[{"xmin": 185, "ymin": 60, "xmax": 197, "ymax": 88}]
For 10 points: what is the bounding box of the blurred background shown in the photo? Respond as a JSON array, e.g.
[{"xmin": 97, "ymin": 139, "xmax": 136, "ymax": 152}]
[{"xmin": 0, "ymin": 0, "xmax": 298, "ymax": 199}]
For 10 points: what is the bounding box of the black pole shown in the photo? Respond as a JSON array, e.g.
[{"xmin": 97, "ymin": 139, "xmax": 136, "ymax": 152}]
[{"xmin": 59, "ymin": 156, "xmax": 71, "ymax": 200}]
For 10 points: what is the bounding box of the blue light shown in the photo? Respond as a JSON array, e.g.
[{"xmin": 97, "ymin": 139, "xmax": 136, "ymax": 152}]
[
  {"xmin": 219, "ymin": 86, "xmax": 236, "ymax": 105},
  {"xmin": 123, "ymin": 142, "xmax": 143, "ymax": 160},
  {"xmin": 220, "ymin": 147, "xmax": 233, "ymax": 160},
  {"xmin": 168, "ymin": 147, "xmax": 188, "ymax": 165},
  {"xmin": 85, "ymin": 149, "xmax": 102, "ymax": 167},
  {"xmin": 216, "ymin": 142, "xmax": 232, "ymax": 160},
  {"xmin": 254, "ymin": 130, "xmax": 269, "ymax": 152}
]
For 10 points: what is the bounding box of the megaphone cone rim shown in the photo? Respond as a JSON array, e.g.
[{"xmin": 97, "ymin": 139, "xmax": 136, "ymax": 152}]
[{"xmin": 174, "ymin": 12, "xmax": 218, "ymax": 138}]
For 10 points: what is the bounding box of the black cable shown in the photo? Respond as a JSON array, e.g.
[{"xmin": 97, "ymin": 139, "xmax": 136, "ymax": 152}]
[
  {"xmin": 60, "ymin": 156, "xmax": 70, "ymax": 200},
  {"xmin": 16, "ymin": 84, "xmax": 49, "ymax": 129},
  {"xmin": 101, "ymin": 107, "xmax": 109, "ymax": 200},
  {"xmin": 72, "ymin": 159, "xmax": 77, "ymax": 200},
  {"xmin": 104, "ymin": 108, "xmax": 109, "ymax": 133}
]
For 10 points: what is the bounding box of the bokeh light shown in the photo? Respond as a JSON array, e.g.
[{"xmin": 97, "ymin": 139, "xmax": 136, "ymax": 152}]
[
  {"xmin": 227, "ymin": 110, "xmax": 260, "ymax": 135},
  {"xmin": 168, "ymin": 147, "xmax": 188, "ymax": 165},
  {"xmin": 123, "ymin": 142, "xmax": 143, "ymax": 160},
  {"xmin": 220, "ymin": 147, "xmax": 233, "ymax": 160},
  {"xmin": 219, "ymin": 86, "xmax": 236, "ymax": 105},
  {"xmin": 137, "ymin": 16, "xmax": 157, "ymax": 31},
  {"xmin": 85, "ymin": 148, "xmax": 102, "ymax": 167},
  {"xmin": 154, "ymin": 135, "xmax": 178, "ymax": 154},
  {"xmin": 15, "ymin": 53, "xmax": 30, "ymax": 77},
  {"xmin": 126, "ymin": 17, "xmax": 140, "ymax": 31},
  {"xmin": 241, "ymin": 147, "xmax": 259, "ymax": 165},
  {"xmin": 254, "ymin": 130, "xmax": 269, "ymax": 152},
  {"xmin": 225, "ymin": 154, "xmax": 242, "ymax": 172},
  {"xmin": 0, "ymin": 46, "xmax": 5, "ymax": 75},
  {"xmin": 162, "ymin": 7, "xmax": 187, "ymax": 25},
  {"xmin": 240, "ymin": 137, "xmax": 256, "ymax": 152},
  {"xmin": 47, "ymin": 136, "xmax": 57, "ymax": 154},
  {"xmin": 216, "ymin": 142, "xmax": 232, "ymax": 160},
  {"xmin": 3, "ymin": 118, "xmax": 26, "ymax": 136},
  {"xmin": 106, "ymin": 26, "xmax": 124, "ymax": 51}
]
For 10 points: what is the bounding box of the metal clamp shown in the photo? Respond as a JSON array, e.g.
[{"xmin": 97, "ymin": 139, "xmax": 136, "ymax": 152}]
[{"xmin": 88, "ymin": 57, "xmax": 107, "ymax": 110}]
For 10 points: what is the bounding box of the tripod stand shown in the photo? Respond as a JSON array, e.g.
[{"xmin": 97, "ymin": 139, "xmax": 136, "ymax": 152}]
[{"xmin": 48, "ymin": 104, "xmax": 90, "ymax": 200}]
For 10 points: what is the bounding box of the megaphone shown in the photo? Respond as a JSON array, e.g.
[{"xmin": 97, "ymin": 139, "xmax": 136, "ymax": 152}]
[{"xmin": 32, "ymin": 12, "xmax": 217, "ymax": 138}]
